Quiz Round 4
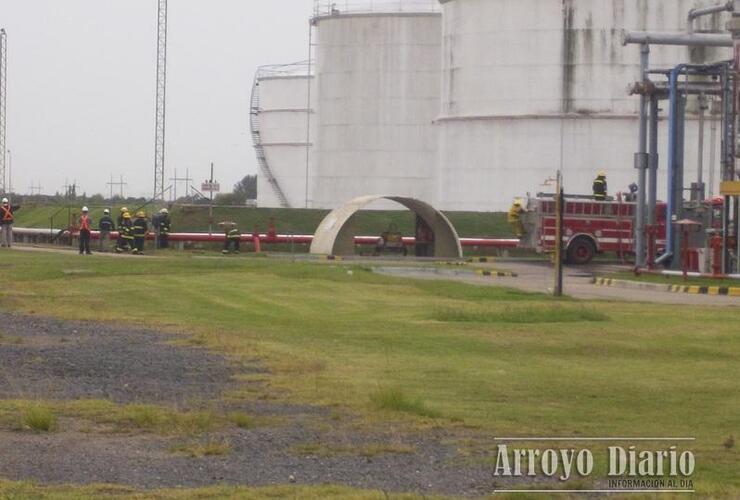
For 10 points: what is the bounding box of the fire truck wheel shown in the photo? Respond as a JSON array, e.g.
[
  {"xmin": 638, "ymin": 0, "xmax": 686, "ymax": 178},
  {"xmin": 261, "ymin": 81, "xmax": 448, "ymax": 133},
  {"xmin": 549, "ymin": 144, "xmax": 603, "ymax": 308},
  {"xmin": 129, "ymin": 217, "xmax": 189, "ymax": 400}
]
[{"xmin": 566, "ymin": 237, "xmax": 596, "ymax": 265}]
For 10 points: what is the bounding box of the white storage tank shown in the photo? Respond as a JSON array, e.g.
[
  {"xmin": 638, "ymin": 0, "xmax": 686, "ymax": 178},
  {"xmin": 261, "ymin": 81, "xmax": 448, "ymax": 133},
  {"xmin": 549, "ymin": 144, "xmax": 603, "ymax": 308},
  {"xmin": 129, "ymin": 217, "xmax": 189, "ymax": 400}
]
[
  {"xmin": 252, "ymin": 63, "xmax": 313, "ymax": 208},
  {"xmin": 436, "ymin": 0, "xmax": 732, "ymax": 211},
  {"xmin": 310, "ymin": 2, "xmax": 442, "ymax": 208}
]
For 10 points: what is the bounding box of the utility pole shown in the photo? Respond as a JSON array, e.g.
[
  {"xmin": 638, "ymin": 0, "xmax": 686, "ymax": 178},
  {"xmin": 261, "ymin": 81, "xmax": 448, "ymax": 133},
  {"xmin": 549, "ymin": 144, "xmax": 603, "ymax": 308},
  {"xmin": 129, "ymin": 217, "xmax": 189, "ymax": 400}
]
[
  {"xmin": 28, "ymin": 182, "xmax": 42, "ymax": 195},
  {"xmin": 107, "ymin": 175, "xmax": 127, "ymax": 199},
  {"xmin": 0, "ymin": 29, "xmax": 7, "ymax": 194},
  {"xmin": 209, "ymin": 163, "xmax": 214, "ymax": 235},
  {"xmin": 553, "ymin": 171, "xmax": 565, "ymax": 297},
  {"xmin": 169, "ymin": 168, "xmax": 192, "ymax": 202},
  {"xmin": 153, "ymin": 0, "xmax": 168, "ymax": 201}
]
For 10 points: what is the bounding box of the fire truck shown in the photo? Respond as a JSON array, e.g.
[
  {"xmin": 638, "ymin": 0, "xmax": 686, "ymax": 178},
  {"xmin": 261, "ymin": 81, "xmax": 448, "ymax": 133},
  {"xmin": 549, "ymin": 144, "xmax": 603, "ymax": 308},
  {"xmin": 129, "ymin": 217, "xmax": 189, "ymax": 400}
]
[{"xmin": 518, "ymin": 193, "xmax": 724, "ymax": 266}]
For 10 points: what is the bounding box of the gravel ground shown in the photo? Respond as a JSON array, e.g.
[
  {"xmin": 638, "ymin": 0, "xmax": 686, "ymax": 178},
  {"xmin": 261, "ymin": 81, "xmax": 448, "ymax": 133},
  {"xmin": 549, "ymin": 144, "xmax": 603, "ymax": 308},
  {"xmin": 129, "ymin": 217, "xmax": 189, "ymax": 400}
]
[
  {"xmin": 0, "ymin": 312, "xmax": 247, "ymax": 405},
  {"xmin": 0, "ymin": 312, "xmax": 508, "ymax": 497}
]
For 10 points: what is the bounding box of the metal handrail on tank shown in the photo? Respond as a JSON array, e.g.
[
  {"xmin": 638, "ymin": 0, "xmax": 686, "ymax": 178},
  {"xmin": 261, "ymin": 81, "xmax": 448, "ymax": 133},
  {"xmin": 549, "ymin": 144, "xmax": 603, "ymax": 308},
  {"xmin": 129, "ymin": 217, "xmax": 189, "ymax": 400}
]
[
  {"xmin": 256, "ymin": 61, "xmax": 312, "ymax": 79},
  {"xmin": 313, "ymin": 0, "xmax": 440, "ymax": 17}
]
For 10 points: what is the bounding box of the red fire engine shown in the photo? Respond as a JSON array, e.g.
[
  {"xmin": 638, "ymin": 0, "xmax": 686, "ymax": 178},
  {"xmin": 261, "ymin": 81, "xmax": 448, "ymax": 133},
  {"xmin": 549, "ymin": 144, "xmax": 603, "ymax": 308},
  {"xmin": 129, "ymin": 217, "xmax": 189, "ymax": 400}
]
[{"xmin": 519, "ymin": 194, "xmax": 724, "ymax": 265}]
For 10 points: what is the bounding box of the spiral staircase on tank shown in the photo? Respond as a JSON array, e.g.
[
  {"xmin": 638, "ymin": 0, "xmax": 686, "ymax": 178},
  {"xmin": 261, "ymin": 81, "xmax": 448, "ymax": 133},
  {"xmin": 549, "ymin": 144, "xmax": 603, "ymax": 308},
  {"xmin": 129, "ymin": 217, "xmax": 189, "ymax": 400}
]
[{"xmin": 250, "ymin": 70, "xmax": 291, "ymax": 209}]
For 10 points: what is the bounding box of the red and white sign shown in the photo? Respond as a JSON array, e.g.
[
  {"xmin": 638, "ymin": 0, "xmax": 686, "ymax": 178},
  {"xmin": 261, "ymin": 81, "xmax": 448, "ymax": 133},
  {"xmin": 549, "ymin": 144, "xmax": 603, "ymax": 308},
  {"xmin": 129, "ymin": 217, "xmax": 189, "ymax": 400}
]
[{"xmin": 201, "ymin": 181, "xmax": 220, "ymax": 193}]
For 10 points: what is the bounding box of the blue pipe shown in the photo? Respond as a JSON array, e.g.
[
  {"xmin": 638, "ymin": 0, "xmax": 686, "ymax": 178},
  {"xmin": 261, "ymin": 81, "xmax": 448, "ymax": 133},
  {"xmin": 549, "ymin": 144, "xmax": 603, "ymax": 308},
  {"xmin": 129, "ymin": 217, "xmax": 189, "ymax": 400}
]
[{"xmin": 666, "ymin": 64, "xmax": 686, "ymax": 258}]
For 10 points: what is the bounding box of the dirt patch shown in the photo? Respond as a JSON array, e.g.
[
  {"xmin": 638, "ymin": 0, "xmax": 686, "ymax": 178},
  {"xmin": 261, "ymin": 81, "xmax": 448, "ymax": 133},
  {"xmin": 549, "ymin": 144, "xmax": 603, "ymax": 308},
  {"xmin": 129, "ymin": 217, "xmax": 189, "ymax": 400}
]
[
  {"xmin": 0, "ymin": 312, "xmax": 248, "ymax": 405},
  {"xmin": 0, "ymin": 312, "xmax": 506, "ymax": 496}
]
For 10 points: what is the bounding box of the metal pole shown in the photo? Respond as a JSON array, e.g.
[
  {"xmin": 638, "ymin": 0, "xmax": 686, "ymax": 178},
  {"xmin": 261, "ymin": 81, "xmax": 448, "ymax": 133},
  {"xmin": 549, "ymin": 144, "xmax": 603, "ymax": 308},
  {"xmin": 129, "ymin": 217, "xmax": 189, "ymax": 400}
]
[
  {"xmin": 648, "ymin": 95, "xmax": 659, "ymax": 226},
  {"xmin": 304, "ymin": 21, "xmax": 313, "ymax": 209},
  {"xmin": 635, "ymin": 44, "xmax": 650, "ymax": 268},
  {"xmin": 697, "ymin": 93, "xmax": 707, "ymax": 197},
  {"xmin": 709, "ymin": 100, "xmax": 719, "ymax": 197},
  {"xmin": 209, "ymin": 162, "xmax": 214, "ymax": 235},
  {"xmin": 554, "ymin": 171, "xmax": 564, "ymax": 297}
]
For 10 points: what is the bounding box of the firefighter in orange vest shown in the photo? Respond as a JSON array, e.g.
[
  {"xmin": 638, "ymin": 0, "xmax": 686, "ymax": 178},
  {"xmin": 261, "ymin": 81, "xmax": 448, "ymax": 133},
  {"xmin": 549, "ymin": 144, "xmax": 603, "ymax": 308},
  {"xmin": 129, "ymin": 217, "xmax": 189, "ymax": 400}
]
[
  {"xmin": 78, "ymin": 206, "xmax": 93, "ymax": 255},
  {"xmin": 1, "ymin": 197, "xmax": 20, "ymax": 248}
]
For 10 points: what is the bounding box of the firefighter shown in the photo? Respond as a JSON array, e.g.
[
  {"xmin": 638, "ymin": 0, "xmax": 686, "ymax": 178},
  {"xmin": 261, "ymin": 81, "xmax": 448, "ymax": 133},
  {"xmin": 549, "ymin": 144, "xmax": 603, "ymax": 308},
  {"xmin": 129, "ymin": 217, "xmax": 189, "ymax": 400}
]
[
  {"xmin": 78, "ymin": 206, "xmax": 93, "ymax": 255},
  {"xmin": 222, "ymin": 223, "xmax": 241, "ymax": 254},
  {"xmin": 593, "ymin": 172, "xmax": 608, "ymax": 201},
  {"xmin": 157, "ymin": 208, "xmax": 171, "ymax": 249},
  {"xmin": 131, "ymin": 211, "xmax": 148, "ymax": 255},
  {"xmin": 508, "ymin": 198, "xmax": 526, "ymax": 238},
  {"xmin": 117, "ymin": 207, "xmax": 129, "ymax": 227},
  {"xmin": 0, "ymin": 197, "xmax": 20, "ymax": 248},
  {"xmin": 116, "ymin": 212, "xmax": 134, "ymax": 253},
  {"xmin": 98, "ymin": 209, "xmax": 115, "ymax": 252}
]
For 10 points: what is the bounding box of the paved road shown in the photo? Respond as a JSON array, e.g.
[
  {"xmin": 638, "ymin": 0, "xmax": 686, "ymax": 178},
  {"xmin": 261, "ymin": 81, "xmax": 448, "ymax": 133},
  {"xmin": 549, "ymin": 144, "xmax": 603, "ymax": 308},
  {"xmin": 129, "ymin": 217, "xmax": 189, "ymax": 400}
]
[{"xmin": 376, "ymin": 261, "xmax": 740, "ymax": 307}]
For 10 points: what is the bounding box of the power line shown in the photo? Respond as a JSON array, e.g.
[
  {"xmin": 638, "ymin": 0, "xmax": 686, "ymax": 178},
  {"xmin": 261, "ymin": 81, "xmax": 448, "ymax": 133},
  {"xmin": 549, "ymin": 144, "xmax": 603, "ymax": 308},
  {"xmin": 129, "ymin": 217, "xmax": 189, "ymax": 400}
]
[
  {"xmin": 169, "ymin": 168, "xmax": 192, "ymax": 201},
  {"xmin": 107, "ymin": 174, "xmax": 128, "ymax": 199},
  {"xmin": 28, "ymin": 181, "xmax": 42, "ymax": 195}
]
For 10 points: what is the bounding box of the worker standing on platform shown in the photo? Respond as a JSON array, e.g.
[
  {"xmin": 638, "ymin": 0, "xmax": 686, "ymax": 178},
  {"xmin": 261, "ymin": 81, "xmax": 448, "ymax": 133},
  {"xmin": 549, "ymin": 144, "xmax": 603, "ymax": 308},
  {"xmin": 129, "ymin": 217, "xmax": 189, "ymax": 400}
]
[
  {"xmin": 116, "ymin": 212, "xmax": 134, "ymax": 253},
  {"xmin": 98, "ymin": 209, "xmax": 115, "ymax": 252},
  {"xmin": 222, "ymin": 223, "xmax": 241, "ymax": 254},
  {"xmin": 78, "ymin": 207, "xmax": 93, "ymax": 255},
  {"xmin": 131, "ymin": 211, "xmax": 148, "ymax": 255},
  {"xmin": 508, "ymin": 199, "xmax": 526, "ymax": 238},
  {"xmin": 157, "ymin": 208, "xmax": 171, "ymax": 249},
  {"xmin": 0, "ymin": 198, "xmax": 20, "ymax": 248},
  {"xmin": 593, "ymin": 172, "xmax": 608, "ymax": 201}
]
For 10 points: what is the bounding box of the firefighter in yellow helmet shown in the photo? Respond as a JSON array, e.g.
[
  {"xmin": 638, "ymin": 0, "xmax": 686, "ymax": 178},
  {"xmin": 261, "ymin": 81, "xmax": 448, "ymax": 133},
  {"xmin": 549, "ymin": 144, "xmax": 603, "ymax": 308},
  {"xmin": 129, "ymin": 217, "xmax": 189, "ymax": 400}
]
[
  {"xmin": 131, "ymin": 211, "xmax": 148, "ymax": 255},
  {"xmin": 508, "ymin": 198, "xmax": 526, "ymax": 238},
  {"xmin": 116, "ymin": 212, "xmax": 134, "ymax": 253}
]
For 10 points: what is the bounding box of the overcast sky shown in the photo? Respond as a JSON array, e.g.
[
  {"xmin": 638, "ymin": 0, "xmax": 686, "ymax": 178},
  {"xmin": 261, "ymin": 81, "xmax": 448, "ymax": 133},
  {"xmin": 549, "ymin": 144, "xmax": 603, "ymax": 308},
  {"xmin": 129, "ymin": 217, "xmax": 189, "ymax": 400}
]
[{"xmin": 0, "ymin": 0, "xmax": 312, "ymax": 198}]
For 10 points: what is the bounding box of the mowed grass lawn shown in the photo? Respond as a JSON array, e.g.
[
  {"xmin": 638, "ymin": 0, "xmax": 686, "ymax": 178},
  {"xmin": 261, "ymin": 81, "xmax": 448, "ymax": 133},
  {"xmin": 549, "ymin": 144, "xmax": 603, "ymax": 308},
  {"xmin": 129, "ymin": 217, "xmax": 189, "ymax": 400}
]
[{"xmin": 0, "ymin": 249, "xmax": 738, "ymax": 496}]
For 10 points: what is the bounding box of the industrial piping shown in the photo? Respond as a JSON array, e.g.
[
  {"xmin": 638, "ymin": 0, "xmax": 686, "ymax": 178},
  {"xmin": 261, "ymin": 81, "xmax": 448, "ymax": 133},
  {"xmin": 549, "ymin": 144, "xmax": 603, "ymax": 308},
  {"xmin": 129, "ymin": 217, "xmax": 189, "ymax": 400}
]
[
  {"xmin": 623, "ymin": 31, "xmax": 732, "ymax": 47},
  {"xmin": 688, "ymin": 1, "xmax": 734, "ymax": 33},
  {"xmin": 12, "ymin": 228, "xmax": 519, "ymax": 250}
]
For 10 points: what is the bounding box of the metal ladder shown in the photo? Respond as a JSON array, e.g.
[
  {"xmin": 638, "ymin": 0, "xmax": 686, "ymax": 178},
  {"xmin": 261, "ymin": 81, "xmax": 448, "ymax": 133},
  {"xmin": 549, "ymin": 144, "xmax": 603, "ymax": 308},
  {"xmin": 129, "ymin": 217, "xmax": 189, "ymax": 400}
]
[{"xmin": 250, "ymin": 76, "xmax": 291, "ymax": 208}]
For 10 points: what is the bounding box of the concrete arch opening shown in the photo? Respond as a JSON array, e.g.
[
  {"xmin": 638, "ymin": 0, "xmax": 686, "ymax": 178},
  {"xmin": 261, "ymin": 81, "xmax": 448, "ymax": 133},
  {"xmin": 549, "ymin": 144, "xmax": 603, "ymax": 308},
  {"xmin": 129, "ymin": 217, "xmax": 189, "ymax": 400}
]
[{"xmin": 310, "ymin": 195, "xmax": 463, "ymax": 258}]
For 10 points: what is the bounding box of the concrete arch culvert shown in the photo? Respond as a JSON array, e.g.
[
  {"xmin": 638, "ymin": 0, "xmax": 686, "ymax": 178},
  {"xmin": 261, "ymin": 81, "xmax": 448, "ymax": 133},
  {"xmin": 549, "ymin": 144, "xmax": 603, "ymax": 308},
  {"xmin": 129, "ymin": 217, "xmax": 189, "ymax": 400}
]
[{"xmin": 310, "ymin": 195, "xmax": 463, "ymax": 259}]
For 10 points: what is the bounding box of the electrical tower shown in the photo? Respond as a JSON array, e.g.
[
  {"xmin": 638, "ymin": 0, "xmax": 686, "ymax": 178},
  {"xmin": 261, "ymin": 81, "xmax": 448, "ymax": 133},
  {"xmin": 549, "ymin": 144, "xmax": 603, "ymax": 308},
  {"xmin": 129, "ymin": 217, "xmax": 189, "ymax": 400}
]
[
  {"xmin": 0, "ymin": 29, "xmax": 7, "ymax": 194},
  {"xmin": 153, "ymin": 0, "xmax": 168, "ymax": 200}
]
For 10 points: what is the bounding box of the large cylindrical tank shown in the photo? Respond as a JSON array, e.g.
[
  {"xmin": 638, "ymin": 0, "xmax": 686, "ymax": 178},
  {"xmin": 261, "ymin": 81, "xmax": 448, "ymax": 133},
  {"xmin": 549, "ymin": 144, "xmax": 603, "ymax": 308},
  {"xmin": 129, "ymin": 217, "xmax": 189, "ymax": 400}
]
[
  {"xmin": 437, "ymin": 0, "xmax": 732, "ymax": 211},
  {"xmin": 253, "ymin": 64, "xmax": 312, "ymax": 208},
  {"xmin": 310, "ymin": 7, "xmax": 442, "ymax": 208}
]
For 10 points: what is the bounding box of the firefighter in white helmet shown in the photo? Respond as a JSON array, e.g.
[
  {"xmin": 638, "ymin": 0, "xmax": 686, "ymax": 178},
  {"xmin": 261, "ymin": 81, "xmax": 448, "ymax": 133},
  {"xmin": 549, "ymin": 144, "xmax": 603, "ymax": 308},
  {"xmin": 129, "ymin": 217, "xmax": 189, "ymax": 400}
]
[
  {"xmin": 78, "ymin": 207, "xmax": 93, "ymax": 255},
  {"xmin": 0, "ymin": 197, "xmax": 20, "ymax": 248}
]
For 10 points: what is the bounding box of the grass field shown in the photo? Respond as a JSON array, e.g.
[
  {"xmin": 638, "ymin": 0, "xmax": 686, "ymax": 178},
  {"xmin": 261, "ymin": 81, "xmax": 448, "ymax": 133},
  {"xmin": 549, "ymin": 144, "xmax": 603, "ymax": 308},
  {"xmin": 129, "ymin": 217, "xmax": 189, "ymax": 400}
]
[
  {"xmin": 11, "ymin": 203, "xmax": 513, "ymax": 239},
  {"xmin": 0, "ymin": 249, "xmax": 738, "ymax": 497}
]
